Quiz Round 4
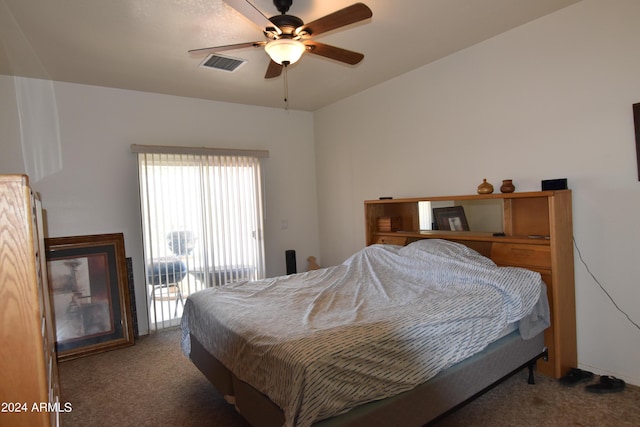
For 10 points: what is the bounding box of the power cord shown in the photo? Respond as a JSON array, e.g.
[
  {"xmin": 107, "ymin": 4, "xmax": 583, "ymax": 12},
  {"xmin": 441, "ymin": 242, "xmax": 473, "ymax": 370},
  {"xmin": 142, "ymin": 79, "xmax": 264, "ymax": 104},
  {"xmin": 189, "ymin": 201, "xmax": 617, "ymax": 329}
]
[{"xmin": 573, "ymin": 237, "xmax": 640, "ymax": 331}]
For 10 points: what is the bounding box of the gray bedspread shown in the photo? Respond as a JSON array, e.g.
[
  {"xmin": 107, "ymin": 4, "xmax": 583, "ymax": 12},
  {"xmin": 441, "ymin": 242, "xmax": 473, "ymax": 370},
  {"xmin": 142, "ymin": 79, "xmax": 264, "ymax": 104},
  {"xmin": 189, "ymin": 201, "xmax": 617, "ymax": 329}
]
[{"xmin": 181, "ymin": 239, "xmax": 548, "ymax": 427}]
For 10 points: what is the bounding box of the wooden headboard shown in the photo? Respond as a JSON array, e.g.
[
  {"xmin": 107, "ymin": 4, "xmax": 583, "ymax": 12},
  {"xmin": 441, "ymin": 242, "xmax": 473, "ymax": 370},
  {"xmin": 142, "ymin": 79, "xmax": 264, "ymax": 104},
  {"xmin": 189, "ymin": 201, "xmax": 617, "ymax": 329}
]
[{"xmin": 364, "ymin": 190, "xmax": 576, "ymax": 379}]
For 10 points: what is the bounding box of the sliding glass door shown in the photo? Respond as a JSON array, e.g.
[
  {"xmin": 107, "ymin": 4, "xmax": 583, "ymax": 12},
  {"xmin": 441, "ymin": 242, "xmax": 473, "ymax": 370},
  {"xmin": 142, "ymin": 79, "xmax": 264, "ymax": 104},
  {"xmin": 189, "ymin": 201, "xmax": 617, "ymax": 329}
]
[{"xmin": 135, "ymin": 149, "xmax": 266, "ymax": 329}]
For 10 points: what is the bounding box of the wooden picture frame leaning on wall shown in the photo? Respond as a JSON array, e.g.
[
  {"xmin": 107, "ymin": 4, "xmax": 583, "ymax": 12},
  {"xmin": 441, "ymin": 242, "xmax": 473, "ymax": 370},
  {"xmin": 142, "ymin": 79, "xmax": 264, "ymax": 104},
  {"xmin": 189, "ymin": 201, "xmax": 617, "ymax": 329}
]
[{"xmin": 45, "ymin": 233, "xmax": 134, "ymax": 362}]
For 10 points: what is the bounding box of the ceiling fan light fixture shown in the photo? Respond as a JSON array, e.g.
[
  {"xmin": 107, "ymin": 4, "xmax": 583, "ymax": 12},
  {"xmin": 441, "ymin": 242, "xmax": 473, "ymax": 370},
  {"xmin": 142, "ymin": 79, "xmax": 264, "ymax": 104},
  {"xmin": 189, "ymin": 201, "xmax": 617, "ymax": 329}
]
[{"xmin": 265, "ymin": 39, "xmax": 305, "ymax": 65}]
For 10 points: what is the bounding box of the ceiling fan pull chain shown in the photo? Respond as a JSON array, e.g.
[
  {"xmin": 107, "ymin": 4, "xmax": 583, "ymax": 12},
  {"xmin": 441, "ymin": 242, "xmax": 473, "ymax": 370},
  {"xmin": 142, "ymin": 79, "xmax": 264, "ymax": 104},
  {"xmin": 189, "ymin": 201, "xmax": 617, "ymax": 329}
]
[{"xmin": 283, "ymin": 61, "xmax": 290, "ymax": 110}]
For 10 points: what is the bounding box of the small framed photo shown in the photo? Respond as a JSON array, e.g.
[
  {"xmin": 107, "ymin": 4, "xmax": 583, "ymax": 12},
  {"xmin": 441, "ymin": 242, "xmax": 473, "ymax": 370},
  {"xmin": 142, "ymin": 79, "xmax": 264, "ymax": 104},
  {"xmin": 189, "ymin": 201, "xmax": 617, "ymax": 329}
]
[
  {"xmin": 433, "ymin": 206, "xmax": 470, "ymax": 231},
  {"xmin": 45, "ymin": 233, "xmax": 134, "ymax": 361}
]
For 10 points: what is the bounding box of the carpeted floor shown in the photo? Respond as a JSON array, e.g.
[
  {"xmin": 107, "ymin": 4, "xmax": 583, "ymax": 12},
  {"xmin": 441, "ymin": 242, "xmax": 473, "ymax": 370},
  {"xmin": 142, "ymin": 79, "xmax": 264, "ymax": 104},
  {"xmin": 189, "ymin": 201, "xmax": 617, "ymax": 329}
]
[{"xmin": 58, "ymin": 328, "xmax": 640, "ymax": 426}]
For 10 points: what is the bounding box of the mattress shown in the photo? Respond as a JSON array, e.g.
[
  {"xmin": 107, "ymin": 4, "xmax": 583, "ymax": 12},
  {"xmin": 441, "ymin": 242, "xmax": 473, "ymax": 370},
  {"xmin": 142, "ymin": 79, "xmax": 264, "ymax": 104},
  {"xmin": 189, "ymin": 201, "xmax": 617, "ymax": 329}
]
[{"xmin": 181, "ymin": 239, "xmax": 549, "ymax": 427}]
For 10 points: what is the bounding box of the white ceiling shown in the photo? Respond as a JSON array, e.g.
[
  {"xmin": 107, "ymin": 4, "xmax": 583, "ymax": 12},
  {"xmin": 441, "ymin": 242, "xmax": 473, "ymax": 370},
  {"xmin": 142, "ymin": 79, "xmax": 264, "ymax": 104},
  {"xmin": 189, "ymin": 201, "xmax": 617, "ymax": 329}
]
[{"xmin": 0, "ymin": 0, "xmax": 581, "ymax": 111}]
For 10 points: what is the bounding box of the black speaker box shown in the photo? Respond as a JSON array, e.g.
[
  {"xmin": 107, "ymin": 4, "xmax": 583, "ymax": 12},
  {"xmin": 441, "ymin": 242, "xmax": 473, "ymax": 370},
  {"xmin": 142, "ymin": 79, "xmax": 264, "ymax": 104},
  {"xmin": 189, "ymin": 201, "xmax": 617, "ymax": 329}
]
[
  {"xmin": 541, "ymin": 178, "xmax": 568, "ymax": 191},
  {"xmin": 285, "ymin": 250, "xmax": 297, "ymax": 275}
]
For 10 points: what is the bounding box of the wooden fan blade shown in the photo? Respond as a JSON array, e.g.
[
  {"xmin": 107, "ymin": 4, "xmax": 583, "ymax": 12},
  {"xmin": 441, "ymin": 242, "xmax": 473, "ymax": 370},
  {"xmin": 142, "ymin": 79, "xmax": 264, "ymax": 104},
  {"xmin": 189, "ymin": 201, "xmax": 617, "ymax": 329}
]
[
  {"xmin": 265, "ymin": 60, "xmax": 283, "ymax": 79},
  {"xmin": 223, "ymin": 0, "xmax": 281, "ymax": 34},
  {"xmin": 304, "ymin": 41, "xmax": 364, "ymax": 65},
  {"xmin": 188, "ymin": 41, "xmax": 265, "ymax": 56},
  {"xmin": 296, "ymin": 3, "xmax": 372, "ymax": 37}
]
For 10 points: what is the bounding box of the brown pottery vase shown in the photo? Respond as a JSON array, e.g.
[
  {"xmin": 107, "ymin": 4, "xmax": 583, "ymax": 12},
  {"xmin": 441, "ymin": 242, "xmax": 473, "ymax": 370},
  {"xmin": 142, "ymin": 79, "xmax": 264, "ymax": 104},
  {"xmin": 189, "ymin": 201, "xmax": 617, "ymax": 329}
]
[
  {"xmin": 477, "ymin": 178, "xmax": 494, "ymax": 194},
  {"xmin": 500, "ymin": 179, "xmax": 515, "ymax": 193}
]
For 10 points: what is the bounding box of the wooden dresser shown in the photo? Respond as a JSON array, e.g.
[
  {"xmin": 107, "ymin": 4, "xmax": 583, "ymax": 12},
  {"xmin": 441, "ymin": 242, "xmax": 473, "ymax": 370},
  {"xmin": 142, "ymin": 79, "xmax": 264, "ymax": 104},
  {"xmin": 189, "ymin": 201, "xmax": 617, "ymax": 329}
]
[
  {"xmin": 364, "ymin": 190, "xmax": 576, "ymax": 378},
  {"xmin": 0, "ymin": 175, "xmax": 60, "ymax": 426}
]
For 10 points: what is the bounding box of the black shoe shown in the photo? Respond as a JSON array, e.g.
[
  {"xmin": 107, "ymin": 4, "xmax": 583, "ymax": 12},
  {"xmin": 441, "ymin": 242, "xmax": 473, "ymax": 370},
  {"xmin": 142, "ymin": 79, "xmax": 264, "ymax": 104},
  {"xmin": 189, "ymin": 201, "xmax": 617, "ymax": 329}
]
[
  {"xmin": 559, "ymin": 368, "xmax": 594, "ymax": 386},
  {"xmin": 585, "ymin": 375, "xmax": 626, "ymax": 394}
]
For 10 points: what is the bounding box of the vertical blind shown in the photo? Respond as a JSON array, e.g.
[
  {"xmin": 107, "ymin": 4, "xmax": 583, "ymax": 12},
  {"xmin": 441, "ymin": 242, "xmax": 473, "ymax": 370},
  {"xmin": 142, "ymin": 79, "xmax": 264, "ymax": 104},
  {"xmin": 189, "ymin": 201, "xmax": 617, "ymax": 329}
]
[{"xmin": 133, "ymin": 145, "xmax": 267, "ymax": 329}]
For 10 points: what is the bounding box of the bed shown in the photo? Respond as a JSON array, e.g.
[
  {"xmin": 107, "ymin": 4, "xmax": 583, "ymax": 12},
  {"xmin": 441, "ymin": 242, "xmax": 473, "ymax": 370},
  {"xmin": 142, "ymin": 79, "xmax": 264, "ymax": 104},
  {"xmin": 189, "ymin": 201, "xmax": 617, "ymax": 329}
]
[{"xmin": 180, "ymin": 239, "xmax": 550, "ymax": 427}]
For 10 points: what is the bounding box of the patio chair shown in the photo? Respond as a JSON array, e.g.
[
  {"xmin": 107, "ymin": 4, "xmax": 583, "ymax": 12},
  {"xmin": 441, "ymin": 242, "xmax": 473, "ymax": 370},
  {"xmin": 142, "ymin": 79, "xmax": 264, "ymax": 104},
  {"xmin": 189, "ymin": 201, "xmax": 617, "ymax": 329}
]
[{"xmin": 146, "ymin": 257, "xmax": 187, "ymax": 317}]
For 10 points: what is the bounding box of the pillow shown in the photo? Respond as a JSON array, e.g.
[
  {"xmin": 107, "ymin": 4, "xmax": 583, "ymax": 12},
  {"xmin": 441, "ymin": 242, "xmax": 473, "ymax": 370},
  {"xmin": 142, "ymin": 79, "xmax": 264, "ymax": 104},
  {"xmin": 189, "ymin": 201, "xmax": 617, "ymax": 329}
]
[{"xmin": 398, "ymin": 239, "xmax": 495, "ymax": 268}]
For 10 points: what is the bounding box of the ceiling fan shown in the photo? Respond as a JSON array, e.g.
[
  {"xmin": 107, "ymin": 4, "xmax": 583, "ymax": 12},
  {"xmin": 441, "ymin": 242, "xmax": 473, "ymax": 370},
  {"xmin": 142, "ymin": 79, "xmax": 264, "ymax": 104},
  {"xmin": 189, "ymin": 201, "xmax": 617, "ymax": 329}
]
[{"xmin": 189, "ymin": 0, "xmax": 373, "ymax": 79}]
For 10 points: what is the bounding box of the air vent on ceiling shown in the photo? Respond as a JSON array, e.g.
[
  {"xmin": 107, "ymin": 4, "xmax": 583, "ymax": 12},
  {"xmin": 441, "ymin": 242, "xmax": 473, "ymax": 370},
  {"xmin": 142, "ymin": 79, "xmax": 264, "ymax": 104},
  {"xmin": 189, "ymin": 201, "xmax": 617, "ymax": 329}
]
[{"xmin": 199, "ymin": 54, "xmax": 247, "ymax": 72}]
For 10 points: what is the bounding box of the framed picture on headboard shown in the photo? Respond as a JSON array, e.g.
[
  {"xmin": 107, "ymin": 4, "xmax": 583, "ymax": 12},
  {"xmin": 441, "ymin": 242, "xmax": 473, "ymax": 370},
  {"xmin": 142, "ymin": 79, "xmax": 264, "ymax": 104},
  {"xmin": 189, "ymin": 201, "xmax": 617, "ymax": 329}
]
[{"xmin": 433, "ymin": 206, "xmax": 470, "ymax": 231}]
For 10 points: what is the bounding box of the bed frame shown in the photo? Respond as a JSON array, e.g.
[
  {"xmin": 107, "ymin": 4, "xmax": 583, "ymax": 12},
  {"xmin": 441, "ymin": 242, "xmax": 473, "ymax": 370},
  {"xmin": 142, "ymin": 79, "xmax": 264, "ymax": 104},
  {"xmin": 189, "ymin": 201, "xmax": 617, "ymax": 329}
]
[{"xmin": 188, "ymin": 329, "xmax": 546, "ymax": 427}]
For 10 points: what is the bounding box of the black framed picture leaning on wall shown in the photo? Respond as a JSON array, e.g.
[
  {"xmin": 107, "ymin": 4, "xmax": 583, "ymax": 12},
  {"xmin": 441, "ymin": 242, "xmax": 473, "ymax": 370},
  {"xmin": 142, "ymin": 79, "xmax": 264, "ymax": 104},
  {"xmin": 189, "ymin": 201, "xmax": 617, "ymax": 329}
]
[{"xmin": 45, "ymin": 233, "xmax": 134, "ymax": 362}]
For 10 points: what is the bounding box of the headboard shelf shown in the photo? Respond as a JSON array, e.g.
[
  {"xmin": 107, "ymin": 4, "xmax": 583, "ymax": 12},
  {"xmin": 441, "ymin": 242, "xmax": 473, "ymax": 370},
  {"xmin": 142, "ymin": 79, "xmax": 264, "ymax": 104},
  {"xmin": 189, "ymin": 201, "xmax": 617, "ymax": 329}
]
[
  {"xmin": 374, "ymin": 230, "xmax": 551, "ymax": 246},
  {"xmin": 365, "ymin": 190, "xmax": 562, "ymax": 204},
  {"xmin": 364, "ymin": 190, "xmax": 575, "ymax": 379}
]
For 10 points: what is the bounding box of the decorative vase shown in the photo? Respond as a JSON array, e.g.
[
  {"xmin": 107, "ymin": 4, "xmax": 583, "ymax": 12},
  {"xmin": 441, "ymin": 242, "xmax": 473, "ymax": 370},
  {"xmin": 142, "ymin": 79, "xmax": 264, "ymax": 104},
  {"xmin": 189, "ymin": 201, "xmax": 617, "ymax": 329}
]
[
  {"xmin": 500, "ymin": 179, "xmax": 515, "ymax": 193},
  {"xmin": 477, "ymin": 178, "xmax": 494, "ymax": 194}
]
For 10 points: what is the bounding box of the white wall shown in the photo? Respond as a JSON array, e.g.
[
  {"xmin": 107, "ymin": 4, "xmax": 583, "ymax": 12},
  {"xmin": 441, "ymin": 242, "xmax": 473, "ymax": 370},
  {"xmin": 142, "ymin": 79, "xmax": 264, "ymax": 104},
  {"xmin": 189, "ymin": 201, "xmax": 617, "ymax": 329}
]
[
  {"xmin": 314, "ymin": 0, "xmax": 640, "ymax": 385},
  {"xmin": 0, "ymin": 77, "xmax": 320, "ymax": 335}
]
